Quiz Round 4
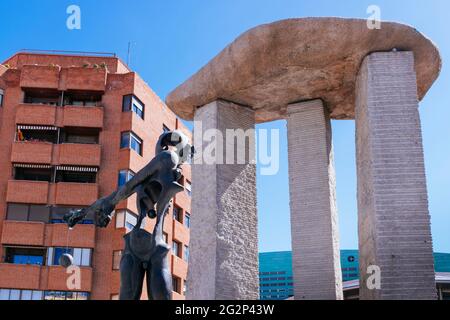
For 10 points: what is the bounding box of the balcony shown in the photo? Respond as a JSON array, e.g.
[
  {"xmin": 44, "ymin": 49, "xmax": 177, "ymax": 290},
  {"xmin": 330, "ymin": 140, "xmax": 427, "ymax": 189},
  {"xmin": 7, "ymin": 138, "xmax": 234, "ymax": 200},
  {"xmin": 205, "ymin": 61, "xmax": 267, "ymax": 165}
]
[
  {"xmin": 46, "ymin": 266, "xmax": 93, "ymax": 292},
  {"xmin": 172, "ymin": 255, "xmax": 188, "ymax": 279},
  {"xmin": 1, "ymin": 221, "xmax": 45, "ymax": 246},
  {"xmin": 62, "ymin": 67, "xmax": 107, "ymax": 92},
  {"xmin": 58, "ymin": 143, "xmax": 101, "ymax": 167},
  {"xmin": 62, "ymin": 105, "xmax": 104, "ymax": 128},
  {"xmin": 0, "ymin": 264, "xmax": 42, "ymax": 290},
  {"xmin": 0, "ymin": 263, "xmax": 93, "ymax": 293},
  {"xmin": 15, "ymin": 104, "xmax": 57, "ymax": 126},
  {"xmin": 20, "ymin": 65, "xmax": 60, "ymax": 89},
  {"xmin": 54, "ymin": 182, "xmax": 99, "ymax": 206},
  {"xmin": 173, "ymin": 220, "xmax": 190, "ymax": 244},
  {"xmin": 11, "ymin": 142, "xmax": 53, "ymax": 164},
  {"xmin": 6, "ymin": 180, "xmax": 49, "ymax": 204},
  {"xmin": 49, "ymin": 224, "xmax": 96, "ymax": 248}
]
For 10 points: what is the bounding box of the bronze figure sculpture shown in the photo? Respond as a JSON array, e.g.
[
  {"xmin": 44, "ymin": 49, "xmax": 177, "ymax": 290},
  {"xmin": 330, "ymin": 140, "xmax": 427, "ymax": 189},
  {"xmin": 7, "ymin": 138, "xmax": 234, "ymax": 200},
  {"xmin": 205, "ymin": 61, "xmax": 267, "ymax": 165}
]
[{"xmin": 64, "ymin": 130, "xmax": 194, "ymax": 300}]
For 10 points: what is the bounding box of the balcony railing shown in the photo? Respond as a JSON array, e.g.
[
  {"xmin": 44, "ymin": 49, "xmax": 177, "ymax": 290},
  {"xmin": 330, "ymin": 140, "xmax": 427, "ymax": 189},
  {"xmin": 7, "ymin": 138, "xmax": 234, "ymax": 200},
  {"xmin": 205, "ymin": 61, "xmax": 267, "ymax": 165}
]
[
  {"xmin": 1, "ymin": 221, "xmax": 46, "ymax": 246},
  {"xmin": 49, "ymin": 224, "xmax": 96, "ymax": 248},
  {"xmin": 0, "ymin": 264, "xmax": 93, "ymax": 292},
  {"xmin": 54, "ymin": 182, "xmax": 99, "ymax": 206},
  {"xmin": 58, "ymin": 143, "xmax": 101, "ymax": 167},
  {"xmin": 47, "ymin": 266, "xmax": 93, "ymax": 292},
  {"xmin": 62, "ymin": 105, "xmax": 104, "ymax": 128},
  {"xmin": 11, "ymin": 141, "xmax": 53, "ymax": 164},
  {"xmin": 16, "ymin": 104, "xmax": 57, "ymax": 126},
  {"xmin": 0, "ymin": 264, "xmax": 42, "ymax": 290},
  {"xmin": 6, "ymin": 180, "xmax": 49, "ymax": 204},
  {"xmin": 20, "ymin": 65, "xmax": 60, "ymax": 89},
  {"xmin": 19, "ymin": 64, "xmax": 107, "ymax": 92},
  {"xmin": 63, "ymin": 67, "xmax": 107, "ymax": 91}
]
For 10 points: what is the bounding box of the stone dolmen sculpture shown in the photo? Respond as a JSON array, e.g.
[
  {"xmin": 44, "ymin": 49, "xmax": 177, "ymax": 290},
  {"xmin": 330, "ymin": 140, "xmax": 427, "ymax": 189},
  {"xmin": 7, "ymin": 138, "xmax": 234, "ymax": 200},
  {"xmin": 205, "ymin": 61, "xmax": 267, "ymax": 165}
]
[{"xmin": 64, "ymin": 130, "xmax": 194, "ymax": 300}]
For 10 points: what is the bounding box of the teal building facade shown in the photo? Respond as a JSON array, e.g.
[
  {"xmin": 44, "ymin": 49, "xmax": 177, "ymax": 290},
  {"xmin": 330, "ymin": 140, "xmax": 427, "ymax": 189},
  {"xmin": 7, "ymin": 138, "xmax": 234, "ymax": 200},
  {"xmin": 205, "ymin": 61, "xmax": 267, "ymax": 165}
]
[{"xmin": 259, "ymin": 250, "xmax": 450, "ymax": 300}]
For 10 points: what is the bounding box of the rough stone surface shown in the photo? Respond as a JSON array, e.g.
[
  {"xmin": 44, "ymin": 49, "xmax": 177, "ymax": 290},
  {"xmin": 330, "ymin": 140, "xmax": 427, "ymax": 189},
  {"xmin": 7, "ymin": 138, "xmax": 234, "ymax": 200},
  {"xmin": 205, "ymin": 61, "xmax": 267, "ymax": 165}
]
[
  {"xmin": 166, "ymin": 18, "xmax": 441, "ymax": 123},
  {"xmin": 187, "ymin": 100, "xmax": 259, "ymax": 300},
  {"xmin": 355, "ymin": 51, "xmax": 437, "ymax": 300},
  {"xmin": 287, "ymin": 99, "xmax": 343, "ymax": 300}
]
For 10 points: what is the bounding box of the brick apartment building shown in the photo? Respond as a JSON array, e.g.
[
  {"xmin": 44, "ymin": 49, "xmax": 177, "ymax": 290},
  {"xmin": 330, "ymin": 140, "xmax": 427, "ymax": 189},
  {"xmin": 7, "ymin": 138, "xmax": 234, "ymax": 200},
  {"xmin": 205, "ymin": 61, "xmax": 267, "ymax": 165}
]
[{"xmin": 0, "ymin": 51, "xmax": 191, "ymax": 300}]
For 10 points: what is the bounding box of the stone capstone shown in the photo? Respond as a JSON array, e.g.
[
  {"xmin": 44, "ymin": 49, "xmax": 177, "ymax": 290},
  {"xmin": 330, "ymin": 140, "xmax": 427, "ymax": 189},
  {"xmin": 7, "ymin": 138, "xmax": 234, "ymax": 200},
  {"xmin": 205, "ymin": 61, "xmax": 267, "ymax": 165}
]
[{"xmin": 166, "ymin": 17, "xmax": 441, "ymax": 122}]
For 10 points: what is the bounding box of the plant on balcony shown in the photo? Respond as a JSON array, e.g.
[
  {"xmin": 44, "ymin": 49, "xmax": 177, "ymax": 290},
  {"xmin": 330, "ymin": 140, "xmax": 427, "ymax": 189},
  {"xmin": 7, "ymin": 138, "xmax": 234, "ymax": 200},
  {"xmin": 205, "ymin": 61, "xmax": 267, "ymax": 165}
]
[{"xmin": 48, "ymin": 63, "xmax": 61, "ymax": 70}]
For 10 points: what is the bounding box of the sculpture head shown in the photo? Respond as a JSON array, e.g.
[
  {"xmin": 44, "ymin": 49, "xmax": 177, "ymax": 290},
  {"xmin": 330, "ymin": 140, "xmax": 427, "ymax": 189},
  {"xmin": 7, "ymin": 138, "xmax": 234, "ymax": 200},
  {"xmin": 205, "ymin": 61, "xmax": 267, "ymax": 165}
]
[{"xmin": 156, "ymin": 130, "xmax": 195, "ymax": 165}]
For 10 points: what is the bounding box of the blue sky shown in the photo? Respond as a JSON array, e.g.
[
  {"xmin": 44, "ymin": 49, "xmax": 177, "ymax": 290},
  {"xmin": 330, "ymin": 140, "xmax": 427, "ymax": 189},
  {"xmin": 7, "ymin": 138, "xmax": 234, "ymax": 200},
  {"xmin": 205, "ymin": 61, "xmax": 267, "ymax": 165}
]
[{"xmin": 1, "ymin": 0, "xmax": 448, "ymax": 253}]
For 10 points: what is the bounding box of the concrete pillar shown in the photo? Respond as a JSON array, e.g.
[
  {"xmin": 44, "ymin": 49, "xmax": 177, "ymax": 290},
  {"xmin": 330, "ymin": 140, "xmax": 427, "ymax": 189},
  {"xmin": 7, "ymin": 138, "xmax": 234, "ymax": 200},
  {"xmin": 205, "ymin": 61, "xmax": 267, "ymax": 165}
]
[
  {"xmin": 355, "ymin": 51, "xmax": 437, "ymax": 300},
  {"xmin": 186, "ymin": 99, "xmax": 259, "ymax": 300},
  {"xmin": 287, "ymin": 99, "xmax": 343, "ymax": 300}
]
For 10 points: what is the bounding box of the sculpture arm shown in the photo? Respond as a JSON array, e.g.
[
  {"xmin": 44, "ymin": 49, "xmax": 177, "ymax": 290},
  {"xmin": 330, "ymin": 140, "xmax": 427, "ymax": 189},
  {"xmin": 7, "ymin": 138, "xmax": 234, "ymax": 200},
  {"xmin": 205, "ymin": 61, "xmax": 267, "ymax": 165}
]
[{"xmin": 65, "ymin": 155, "xmax": 164, "ymax": 228}]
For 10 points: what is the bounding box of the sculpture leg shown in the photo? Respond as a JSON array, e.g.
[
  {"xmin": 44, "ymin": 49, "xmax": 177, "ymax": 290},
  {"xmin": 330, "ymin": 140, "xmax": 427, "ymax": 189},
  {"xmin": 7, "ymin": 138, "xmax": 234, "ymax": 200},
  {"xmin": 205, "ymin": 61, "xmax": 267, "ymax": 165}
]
[
  {"xmin": 148, "ymin": 246, "xmax": 172, "ymax": 300},
  {"xmin": 119, "ymin": 252, "xmax": 146, "ymax": 300},
  {"xmin": 146, "ymin": 185, "xmax": 175, "ymax": 300}
]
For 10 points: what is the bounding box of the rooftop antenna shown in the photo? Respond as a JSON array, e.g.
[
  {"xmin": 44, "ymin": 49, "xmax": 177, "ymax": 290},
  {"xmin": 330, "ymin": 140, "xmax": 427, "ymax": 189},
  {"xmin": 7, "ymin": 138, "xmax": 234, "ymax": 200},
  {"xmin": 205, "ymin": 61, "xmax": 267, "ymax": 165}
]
[
  {"xmin": 127, "ymin": 41, "xmax": 137, "ymax": 67},
  {"xmin": 127, "ymin": 41, "xmax": 132, "ymax": 66}
]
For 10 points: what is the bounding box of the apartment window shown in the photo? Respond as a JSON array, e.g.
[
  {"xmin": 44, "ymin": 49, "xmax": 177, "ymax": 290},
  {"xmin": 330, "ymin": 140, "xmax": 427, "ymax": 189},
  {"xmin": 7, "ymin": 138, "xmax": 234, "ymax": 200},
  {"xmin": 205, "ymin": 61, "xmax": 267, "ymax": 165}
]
[
  {"xmin": 16, "ymin": 125, "xmax": 58, "ymax": 143},
  {"xmin": 163, "ymin": 232, "xmax": 168, "ymax": 244},
  {"xmin": 0, "ymin": 289, "xmax": 43, "ymax": 301},
  {"xmin": 118, "ymin": 169, "xmax": 135, "ymax": 187},
  {"xmin": 184, "ymin": 245, "xmax": 189, "ymax": 262},
  {"xmin": 172, "ymin": 240, "xmax": 181, "ymax": 258},
  {"xmin": 122, "ymin": 94, "xmax": 144, "ymax": 119},
  {"xmin": 173, "ymin": 205, "xmax": 182, "ymax": 222},
  {"xmin": 185, "ymin": 180, "xmax": 192, "ymax": 197},
  {"xmin": 47, "ymin": 247, "xmax": 92, "ymax": 267},
  {"xmin": 6, "ymin": 204, "xmax": 91, "ymax": 224},
  {"xmin": 172, "ymin": 276, "xmax": 181, "ymax": 294},
  {"xmin": 120, "ymin": 131, "xmax": 142, "ymax": 156},
  {"xmin": 55, "ymin": 166, "xmax": 97, "ymax": 183},
  {"xmin": 6, "ymin": 204, "xmax": 50, "ymax": 223},
  {"xmin": 113, "ymin": 251, "xmax": 122, "ymax": 270},
  {"xmin": 115, "ymin": 210, "xmax": 139, "ymax": 231},
  {"xmin": 0, "ymin": 88, "xmax": 4, "ymax": 107},
  {"xmin": 63, "ymin": 91, "xmax": 102, "ymax": 107},
  {"xmin": 184, "ymin": 213, "xmax": 191, "ymax": 228},
  {"xmin": 4, "ymin": 246, "xmax": 46, "ymax": 266},
  {"xmin": 60, "ymin": 127, "xmax": 100, "ymax": 144},
  {"xmin": 14, "ymin": 165, "xmax": 52, "ymax": 182},
  {"xmin": 44, "ymin": 291, "xmax": 89, "ymax": 300},
  {"xmin": 24, "ymin": 89, "xmax": 60, "ymax": 106}
]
